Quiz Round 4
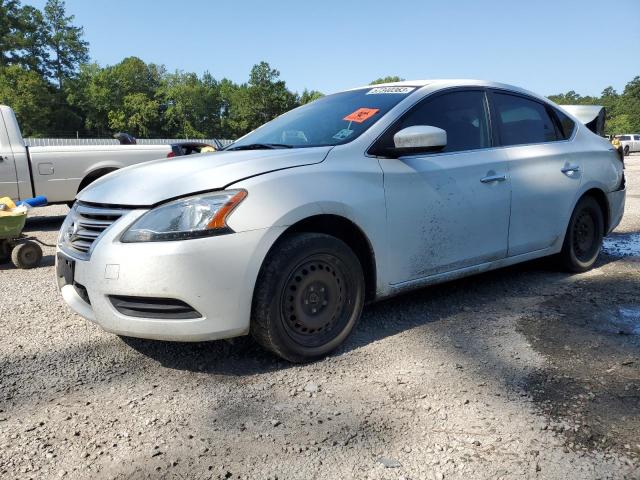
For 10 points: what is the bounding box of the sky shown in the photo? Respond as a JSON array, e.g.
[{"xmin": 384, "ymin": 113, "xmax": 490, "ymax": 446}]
[{"xmin": 25, "ymin": 0, "xmax": 640, "ymax": 97}]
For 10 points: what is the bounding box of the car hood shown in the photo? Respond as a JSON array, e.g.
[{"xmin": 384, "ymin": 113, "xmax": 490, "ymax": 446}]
[{"xmin": 77, "ymin": 146, "xmax": 332, "ymax": 206}]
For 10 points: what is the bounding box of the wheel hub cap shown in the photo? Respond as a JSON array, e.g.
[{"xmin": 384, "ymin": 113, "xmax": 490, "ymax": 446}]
[{"xmin": 281, "ymin": 258, "xmax": 347, "ymax": 344}]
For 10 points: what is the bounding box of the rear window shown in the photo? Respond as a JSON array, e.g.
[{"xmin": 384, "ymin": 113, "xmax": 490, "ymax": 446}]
[
  {"xmin": 493, "ymin": 92, "xmax": 559, "ymax": 146},
  {"xmin": 553, "ymin": 108, "xmax": 575, "ymax": 140}
]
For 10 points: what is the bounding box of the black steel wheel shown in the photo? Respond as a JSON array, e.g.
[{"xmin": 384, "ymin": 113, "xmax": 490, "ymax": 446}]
[
  {"xmin": 558, "ymin": 196, "xmax": 604, "ymax": 272},
  {"xmin": 251, "ymin": 233, "xmax": 365, "ymax": 362}
]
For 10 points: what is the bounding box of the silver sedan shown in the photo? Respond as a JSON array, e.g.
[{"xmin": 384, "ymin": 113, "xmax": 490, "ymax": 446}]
[{"xmin": 56, "ymin": 80, "xmax": 626, "ymax": 362}]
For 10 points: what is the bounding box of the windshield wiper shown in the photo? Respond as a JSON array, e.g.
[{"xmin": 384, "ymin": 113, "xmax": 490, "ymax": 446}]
[{"xmin": 226, "ymin": 143, "xmax": 293, "ymax": 151}]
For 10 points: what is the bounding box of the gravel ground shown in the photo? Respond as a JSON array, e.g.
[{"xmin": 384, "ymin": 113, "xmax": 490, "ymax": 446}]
[{"xmin": 1, "ymin": 155, "xmax": 639, "ymax": 480}]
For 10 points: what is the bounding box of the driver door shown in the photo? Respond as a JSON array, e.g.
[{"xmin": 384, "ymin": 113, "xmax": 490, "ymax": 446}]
[{"xmin": 372, "ymin": 89, "xmax": 511, "ymax": 284}]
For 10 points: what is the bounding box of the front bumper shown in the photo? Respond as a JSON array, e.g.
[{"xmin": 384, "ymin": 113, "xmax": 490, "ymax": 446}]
[{"xmin": 56, "ymin": 210, "xmax": 285, "ymax": 341}]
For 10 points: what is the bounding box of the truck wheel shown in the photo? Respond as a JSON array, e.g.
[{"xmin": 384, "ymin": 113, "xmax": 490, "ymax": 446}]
[
  {"xmin": 11, "ymin": 241, "xmax": 43, "ymax": 269},
  {"xmin": 0, "ymin": 240, "xmax": 11, "ymax": 263},
  {"xmin": 251, "ymin": 233, "xmax": 365, "ymax": 363},
  {"xmin": 558, "ymin": 196, "xmax": 604, "ymax": 272},
  {"xmin": 624, "ymin": 145, "xmax": 630, "ymax": 156}
]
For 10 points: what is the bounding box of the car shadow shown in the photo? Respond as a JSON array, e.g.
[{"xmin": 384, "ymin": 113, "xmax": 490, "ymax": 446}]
[
  {"xmin": 121, "ymin": 256, "xmax": 578, "ymax": 373},
  {"xmin": 0, "ymin": 254, "xmax": 55, "ymax": 271}
]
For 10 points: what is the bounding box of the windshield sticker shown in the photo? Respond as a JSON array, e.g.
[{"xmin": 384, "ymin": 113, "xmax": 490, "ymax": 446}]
[
  {"xmin": 343, "ymin": 108, "xmax": 379, "ymax": 123},
  {"xmin": 366, "ymin": 86, "xmax": 415, "ymax": 95},
  {"xmin": 333, "ymin": 129, "xmax": 354, "ymax": 141}
]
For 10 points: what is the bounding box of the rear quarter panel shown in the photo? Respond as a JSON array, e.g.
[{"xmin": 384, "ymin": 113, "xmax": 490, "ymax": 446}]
[{"xmin": 568, "ymin": 126, "xmax": 624, "ymax": 231}]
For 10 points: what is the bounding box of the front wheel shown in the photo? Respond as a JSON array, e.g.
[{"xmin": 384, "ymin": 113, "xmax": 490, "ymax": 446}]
[
  {"xmin": 558, "ymin": 196, "xmax": 604, "ymax": 272},
  {"xmin": 251, "ymin": 233, "xmax": 365, "ymax": 363},
  {"xmin": 623, "ymin": 145, "xmax": 630, "ymax": 157}
]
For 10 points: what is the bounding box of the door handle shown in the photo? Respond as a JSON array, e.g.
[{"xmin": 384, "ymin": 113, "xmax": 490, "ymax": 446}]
[
  {"xmin": 480, "ymin": 174, "xmax": 506, "ymax": 183},
  {"xmin": 561, "ymin": 164, "xmax": 580, "ymax": 175}
]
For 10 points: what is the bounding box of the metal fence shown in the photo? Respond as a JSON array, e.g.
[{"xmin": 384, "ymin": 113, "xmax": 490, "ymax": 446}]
[{"xmin": 24, "ymin": 138, "xmax": 234, "ymax": 147}]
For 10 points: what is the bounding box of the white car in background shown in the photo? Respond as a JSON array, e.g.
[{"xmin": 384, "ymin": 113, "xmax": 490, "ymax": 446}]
[
  {"xmin": 616, "ymin": 134, "xmax": 640, "ymax": 156},
  {"xmin": 56, "ymin": 80, "xmax": 626, "ymax": 362}
]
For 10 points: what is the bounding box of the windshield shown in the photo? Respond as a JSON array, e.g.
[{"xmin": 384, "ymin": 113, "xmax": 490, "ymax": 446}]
[{"xmin": 228, "ymin": 86, "xmax": 417, "ymax": 150}]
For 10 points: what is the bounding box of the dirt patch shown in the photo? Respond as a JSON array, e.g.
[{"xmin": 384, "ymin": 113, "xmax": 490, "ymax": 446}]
[{"xmin": 519, "ymin": 271, "xmax": 640, "ymax": 457}]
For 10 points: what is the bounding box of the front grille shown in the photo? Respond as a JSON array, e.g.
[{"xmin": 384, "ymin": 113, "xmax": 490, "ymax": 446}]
[{"xmin": 63, "ymin": 203, "xmax": 129, "ymax": 257}]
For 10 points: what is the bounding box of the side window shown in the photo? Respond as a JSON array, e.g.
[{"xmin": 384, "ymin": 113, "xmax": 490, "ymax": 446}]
[
  {"xmin": 620, "ymin": 136, "xmax": 631, "ymax": 141},
  {"xmin": 553, "ymin": 107, "xmax": 576, "ymax": 140},
  {"xmin": 371, "ymin": 90, "xmax": 490, "ymax": 155},
  {"xmin": 492, "ymin": 92, "xmax": 559, "ymax": 146},
  {"xmin": 634, "ymin": 135, "xmax": 640, "ymax": 141}
]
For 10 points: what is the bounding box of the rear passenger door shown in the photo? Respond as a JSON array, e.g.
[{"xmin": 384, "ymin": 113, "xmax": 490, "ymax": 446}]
[
  {"xmin": 634, "ymin": 135, "xmax": 640, "ymax": 152},
  {"xmin": 488, "ymin": 90, "xmax": 581, "ymax": 256}
]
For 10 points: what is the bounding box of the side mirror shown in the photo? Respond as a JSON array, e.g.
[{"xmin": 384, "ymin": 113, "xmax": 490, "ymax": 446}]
[{"xmin": 388, "ymin": 125, "xmax": 447, "ymax": 158}]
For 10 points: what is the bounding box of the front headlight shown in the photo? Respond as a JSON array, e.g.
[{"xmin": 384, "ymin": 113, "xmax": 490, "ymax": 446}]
[{"xmin": 121, "ymin": 190, "xmax": 247, "ymax": 243}]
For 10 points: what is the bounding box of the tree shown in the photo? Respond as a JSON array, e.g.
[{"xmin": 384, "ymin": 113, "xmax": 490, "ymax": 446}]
[
  {"xmin": 67, "ymin": 57, "xmax": 163, "ymax": 136},
  {"xmin": 108, "ymin": 93, "xmax": 160, "ymax": 138},
  {"xmin": 299, "ymin": 89, "xmax": 323, "ymax": 104},
  {"xmin": 370, "ymin": 76, "xmax": 404, "ymax": 85},
  {"xmin": 43, "ymin": 0, "xmax": 88, "ymax": 89},
  {"xmin": 245, "ymin": 61, "xmax": 298, "ymax": 128},
  {"xmin": 0, "ymin": 1, "xmax": 48, "ymax": 72},
  {"xmin": 0, "ymin": 65, "xmax": 53, "ymax": 135},
  {"xmin": 621, "ymin": 76, "xmax": 640, "ymax": 132},
  {"xmin": 157, "ymin": 71, "xmax": 221, "ymax": 138}
]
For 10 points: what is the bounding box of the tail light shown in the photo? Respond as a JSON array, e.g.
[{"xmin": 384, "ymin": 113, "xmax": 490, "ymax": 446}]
[{"xmin": 167, "ymin": 151, "xmax": 176, "ymax": 158}]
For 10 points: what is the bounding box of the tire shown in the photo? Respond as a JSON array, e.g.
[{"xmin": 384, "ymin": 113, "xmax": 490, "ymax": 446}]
[
  {"xmin": 624, "ymin": 145, "xmax": 630, "ymax": 157},
  {"xmin": 558, "ymin": 196, "xmax": 604, "ymax": 272},
  {"xmin": 0, "ymin": 240, "xmax": 11, "ymax": 264},
  {"xmin": 11, "ymin": 241, "xmax": 43, "ymax": 269},
  {"xmin": 251, "ymin": 232, "xmax": 365, "ymax": 363}
]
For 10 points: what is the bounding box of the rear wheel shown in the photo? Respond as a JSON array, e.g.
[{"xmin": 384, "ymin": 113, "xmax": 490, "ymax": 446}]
[
  {"xmin": 558, "ymin": 196, "xmax": 604, "ymax": 272},
  {"xmin": 251, "ymin": 233, "xmax": 365, "ymax": 363}
]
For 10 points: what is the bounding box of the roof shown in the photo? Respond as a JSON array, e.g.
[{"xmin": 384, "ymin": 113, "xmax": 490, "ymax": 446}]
[{"xmin": 350, "ymin": 79, "xmax": 537, "ymax": 96}]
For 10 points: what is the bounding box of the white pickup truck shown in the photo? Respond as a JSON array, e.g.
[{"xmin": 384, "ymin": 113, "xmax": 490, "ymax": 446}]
[{"xmin": 0, "ymin": 105, "xmax": 171, "ymax": 204}]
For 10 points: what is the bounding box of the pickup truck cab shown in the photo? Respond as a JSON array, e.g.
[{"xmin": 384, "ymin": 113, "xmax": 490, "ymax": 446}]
[
  {"xmin": 616, "ymin": 134, "xmax": 640, "ymax": 156},
  {"xmin": 56, "ymin": 79, "xmax": 625, "ymax": 363},
  {"xmin": 0, "ymin": 105, "xmax": 171, "ymax": 203}
]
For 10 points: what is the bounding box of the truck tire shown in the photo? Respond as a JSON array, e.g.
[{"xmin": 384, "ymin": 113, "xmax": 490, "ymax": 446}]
[
  {"xmin": 558, "ymin": 196, "xmax": 604, "ymax": 272},
  {"xmin": 11, "ymin": 241, "xmax": 43, "ymax": 269},
  {"xmin": 623, "ymin": 145, "xmax": 630, "ymax": 156},
  {"xmin": 251, "ymin": 233, "xmax": 365, "ymax": 363}
]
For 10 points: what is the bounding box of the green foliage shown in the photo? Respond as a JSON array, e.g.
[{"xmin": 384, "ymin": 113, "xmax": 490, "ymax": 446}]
[
  {"xmin": 299, "ymin": 89, "xmax": 324, "ymax": 105},
  {"xmin": 43, "ymin": 0, "xmax": 88, "ymax": 88},
  {"xmin": 157, "ymin": 71, "xmax": 221, "ymax": 138},
  {"xmin": 370, "ymin": 76, "xmax": 405, "ymax": 85},
  {"xmin": 548, "ymin": 79, "xmax": 640, "ymax": 134},
  {"xmin": 108, "ymin": 93, "xmax": 160, "ymax": 138},
  {"xmin": 0, "ymin": 65, "xmax": 53, "ymax": 135}
]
